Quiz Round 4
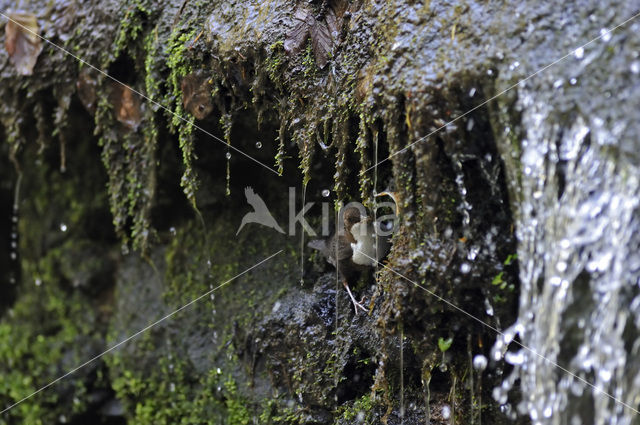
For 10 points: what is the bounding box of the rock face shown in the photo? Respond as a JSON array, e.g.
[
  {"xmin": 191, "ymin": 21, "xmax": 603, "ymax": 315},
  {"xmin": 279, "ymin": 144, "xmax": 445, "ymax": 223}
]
[{"xmin": 0, "ymin": 0, "xmax": 638, "ymax": 424}]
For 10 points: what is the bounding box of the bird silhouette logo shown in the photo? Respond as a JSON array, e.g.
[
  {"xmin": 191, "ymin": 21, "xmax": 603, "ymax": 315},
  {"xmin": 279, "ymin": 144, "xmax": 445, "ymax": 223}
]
[{"xmin": 236, "ymin": 187, "xmax": 285, "ymax": 235}]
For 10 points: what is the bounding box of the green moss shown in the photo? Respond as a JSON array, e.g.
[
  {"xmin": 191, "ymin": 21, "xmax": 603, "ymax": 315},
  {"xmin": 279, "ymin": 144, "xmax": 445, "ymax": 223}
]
[
  {"xmin": 165, "ymin": 28, "xmax": 199, "ymax": 207},
  {"xmin": 224, "ymin": 378, "xmax": 251, "ymax": 425},
  {"xmin": 336, "ymin": 393, "xmax": 375, "ymax": 424},
  {"xmin": 0, "ymin": 284, "xmax": 96, "ymax": 425}
]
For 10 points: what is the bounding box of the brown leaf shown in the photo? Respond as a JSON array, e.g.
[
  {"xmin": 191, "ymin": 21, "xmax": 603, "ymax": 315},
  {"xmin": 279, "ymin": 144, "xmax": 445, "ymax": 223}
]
[
  {"xmin": 310, "ymin": 19, "xmax": 332, "ymax": 68},
  {"xmin": 109, "ymin": 83, "xmax": 143, "ymax": 131},
  {"xmin": 284, "ymin": 5, "xmax": 313, "ymax": 56},
  {"xmin": 285, "ymin": 3, "xmax": 342, "ymax": 69},
  {"xmin": 4, "ymin": 11, "xmax": 43, "ymax": 76},
  {"xmin": 181, "ymin": 71, "xmax": 213, "ymax": 120}
]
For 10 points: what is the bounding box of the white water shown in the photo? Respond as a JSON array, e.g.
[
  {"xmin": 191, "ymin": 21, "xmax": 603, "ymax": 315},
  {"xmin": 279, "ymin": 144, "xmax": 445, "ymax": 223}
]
[{"xmin": 492, "ymin": 89, "xmax": 640, "ymax": 424}]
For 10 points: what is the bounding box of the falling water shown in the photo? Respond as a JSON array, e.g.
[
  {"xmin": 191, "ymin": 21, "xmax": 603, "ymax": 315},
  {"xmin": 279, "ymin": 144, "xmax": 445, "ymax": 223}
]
[
  {"xmin": 452, "ymin": 156, "xmax": 473, "ymax": 238},
  {"xmin": 225, "ymin": 150, "xmax": 231, "ymax": 196},
  {"xmin": 492, "ymin": 89, "xmax": 640, "ymax": 424},
  {"xmin": 400, "ymin": 325, "xmax": 405, "ymax": 424},
  {"xmin": 299, "ymin": 183, "xmax": 307, "ymax": 285},
  {"xmin": 8, "ymin": 173, "xmax": 21, "ymax": 285}
]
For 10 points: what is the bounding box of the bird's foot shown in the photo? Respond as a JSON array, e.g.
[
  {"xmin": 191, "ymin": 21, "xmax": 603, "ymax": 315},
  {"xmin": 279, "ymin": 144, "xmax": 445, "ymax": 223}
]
[
  {"xmin": 350, "ymin": 297, "xmax": 368, "ymax": 315},
  {"xmin": 343, "ymin": 281, "xmax": 368, "ymax": 315}
]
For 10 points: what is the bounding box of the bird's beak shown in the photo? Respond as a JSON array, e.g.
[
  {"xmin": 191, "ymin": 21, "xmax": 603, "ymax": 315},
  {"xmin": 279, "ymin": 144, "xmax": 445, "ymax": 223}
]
[{"xmin": 375, "ymin": 191, "xmax": 401, "ymax": 215}]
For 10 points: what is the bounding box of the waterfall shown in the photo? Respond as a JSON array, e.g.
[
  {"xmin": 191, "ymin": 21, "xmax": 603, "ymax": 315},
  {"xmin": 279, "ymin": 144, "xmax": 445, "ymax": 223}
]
[{"xmin": 493, "ymin": 88, "xmax": 640, "ymax": 424}]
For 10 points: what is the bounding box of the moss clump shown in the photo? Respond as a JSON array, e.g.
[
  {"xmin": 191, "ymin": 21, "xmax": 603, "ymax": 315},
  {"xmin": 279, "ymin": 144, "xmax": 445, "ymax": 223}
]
[
  {"xmin": 336, "ymin": 393, "xmax": 375, "ymax": 424},
  {"xmin": 0, "ymin": 283, "xmax": 99, "ymax": 425}
]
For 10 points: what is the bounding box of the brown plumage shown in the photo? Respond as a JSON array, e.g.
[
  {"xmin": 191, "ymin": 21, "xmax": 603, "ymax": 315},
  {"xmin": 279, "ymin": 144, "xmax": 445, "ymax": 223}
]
[{"xmin": 308, "ymin": 207, "xmax": 369, "ymax": 314}]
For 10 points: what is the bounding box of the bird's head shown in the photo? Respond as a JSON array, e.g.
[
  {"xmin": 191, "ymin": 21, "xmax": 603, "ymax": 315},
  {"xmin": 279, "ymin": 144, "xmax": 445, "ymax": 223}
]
[{"xmin": 343, "ymin": 206, "xmax": 367, "ymax": 231}]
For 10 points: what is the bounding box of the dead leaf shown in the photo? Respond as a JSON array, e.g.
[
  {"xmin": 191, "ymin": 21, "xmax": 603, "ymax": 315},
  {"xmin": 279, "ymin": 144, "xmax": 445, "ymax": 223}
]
[
  {"xmin": 4, "ymin": 11, "xmax": 43, "ymax": 76},
  {"xmin": 284, "ymin": 3, "xmax": 342, "ymax": 69},
  {"xmin": 310, "ymin": 19, "xmax": 332, "ymax": 68},
  {"xmin": 284, "ymin": 5, "xmax": 313, "ymax": 56},
  {"xmin": 181, "ymin": 71, "xmax": 214, "ymax": 120},
  {"xmin": 109, "ymin": 83, "xmax": 143, "ymax": 131}
]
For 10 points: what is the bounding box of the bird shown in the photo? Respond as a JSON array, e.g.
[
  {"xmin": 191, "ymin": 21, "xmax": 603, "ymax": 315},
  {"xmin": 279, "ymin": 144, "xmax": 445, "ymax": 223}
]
[
  {"xmin": 310, "ymin": 203, "xmax": 398, "ymax": 314},
  {"xmin": 308, "ymin": 206, "xmax": 369, "ymax": 314},
  {"xmin": 349, "ymin": 215, "xmax": 390, "ymax": 267},
  {"xmin": 236, "ymin": 187, "xmax": 285, "ymax": 235},
  {"xmin": 308, "ymin": 193, "xmax": 400, "ymax": 314}
]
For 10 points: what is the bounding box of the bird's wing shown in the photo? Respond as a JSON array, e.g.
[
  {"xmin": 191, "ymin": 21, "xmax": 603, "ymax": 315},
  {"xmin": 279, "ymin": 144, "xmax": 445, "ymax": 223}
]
[
  {"xmin": 245, "ymin": 187, "xmax": 269, "ymax": 211},
  {"xmin": 307, "ymin": 239, "xmax": 326, "ymax": 251},
  {"xmin": 329, "ymin": 235, "xmax": 353, "ymax": 261}
]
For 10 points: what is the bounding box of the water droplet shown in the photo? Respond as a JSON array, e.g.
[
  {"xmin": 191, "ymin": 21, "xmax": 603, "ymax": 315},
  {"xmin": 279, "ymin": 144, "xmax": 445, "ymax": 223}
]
[
  {"xmin": 35, "ymin": 278, "xmax": 42, "ymax": 286},
  {"xmin": 473, "ymin": 354, "xmax": 488, "ymax": 370},
  {"xmin": 225, "ymin": 152, "xmax": 232, "ymax": 160},
  {"xmin": 543, "ymin": 406, "xmax": 553, "ymax": 418},
  {"xmin": 442, "ymin": 405, "xmax": 451, "ymax": 419},
  {"xmin": 216, "ymin": 367, "xmax": 222, "ymax": 374},
  {"xmin": 460, "ymin": 263, "xmax": 471, "ymax": 274},
  {"xmin": 169, "ymin": 227, "xmax": 176, "ymax": 236},
  {"xmin": 10, "ymin": 252, "xmax": 17, "ymax": 260},
  {"xmin": 549, "ymin": 276, "xmax": 562, "ymax": 286},
  {"xmin": 553, "ymin": 79, "xmax": 563, "ymax": 89},
  {"xmin": 467, "ymin": 246, "xmax": 479, "ymax": 260},
  {"xmin": 60, "ymin": 223, "xmax": 67, "ymax": 232},
  {"xmin": 272, "ymin": 301, "xmax": 281, "ymax": 313},
  {"xmin": 598, "ymin": 369, "xmax": 612, "ymax": 382},
  {"xmin": 466, "ymin": 117, "xmax": 475, "ymax": 131},
  {"xmin": 570, "ymin": 77, "xmax": 577, "ymax": 85},
  {"xmin": 439, "ymin": 362, "xmax": 448, "ymax": 372},
  {"xmin": 487, "ymin": 69, "xmax": 494, "ymax": 76},
  {"xmin": 255, "ymin": 141, "xmax": 262, "ymax": 149},
  {"xmin": 505, "ymin": 350, "xmax": 524, "ymax": 365},
  {"xmin": 468, "ymin": 87, "xmax": 476, "ymax": 97},
  {"xmin": 600, "ymin": 28, "xmax": 611, "ymax": 42},
  {"xmin": 484, "ymin": 298, "xmax": 494, "ymax": 316},
  {"xmin": 322, "ymin": 189, "xmax": 330, "ymax": 197},
  {"xmin": 169, "ymin": 382, "xmax": 176, "ymax": 392},
  {"xmin": 11, "ymin": 215, "xmax": 18, "ymax": 223},
  {"xmin": 631, "ymin": 61, "xmax": 640, "ymax": 74},
  {"xmin": 574, "ymin": 47, "xmax": 584, "ymax": 59},
  {"xmin": 509, "ymin": 61, "xmax": 520, "ymax": 71},
  {"xmin": 10, "ymin": 241, "xmax": 17, "ymax": 249}
]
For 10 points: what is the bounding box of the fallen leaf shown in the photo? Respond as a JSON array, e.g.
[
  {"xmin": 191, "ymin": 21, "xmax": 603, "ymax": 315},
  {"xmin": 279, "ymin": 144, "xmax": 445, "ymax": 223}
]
[
  {"xmin": 284, "ymin": 5, "xmax": 313, "ymax": 56},
  {"xmin": 4, "ymin": 11, "xmax": 43, "ymax": 76},
  {"xmin": 284, "ymin": 3, "xmax": 342, "ymax": 69},
  {"xmin": 310, "ymin": 19, "xmax": 332, "ymax": 68},
  {"xmin": 181, "ymin": 71, "xmax": 213, "ymax": 120},
  {"xmin": 109, "ymin": 83, "xmax": 143, "ymax": 131}
]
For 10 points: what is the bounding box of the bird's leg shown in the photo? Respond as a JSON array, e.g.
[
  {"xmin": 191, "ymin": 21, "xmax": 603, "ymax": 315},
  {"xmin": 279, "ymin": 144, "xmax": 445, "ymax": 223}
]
[{"xmin": 343, "ymin": 280, "xmax": 367, "ymax": 315}]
